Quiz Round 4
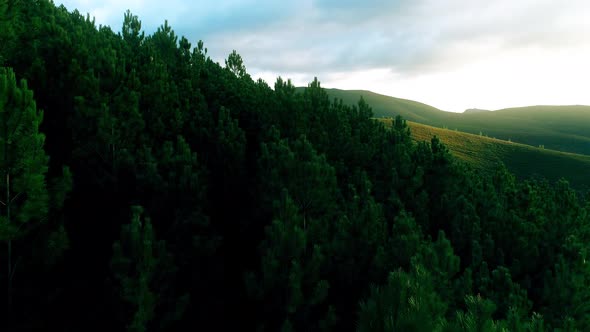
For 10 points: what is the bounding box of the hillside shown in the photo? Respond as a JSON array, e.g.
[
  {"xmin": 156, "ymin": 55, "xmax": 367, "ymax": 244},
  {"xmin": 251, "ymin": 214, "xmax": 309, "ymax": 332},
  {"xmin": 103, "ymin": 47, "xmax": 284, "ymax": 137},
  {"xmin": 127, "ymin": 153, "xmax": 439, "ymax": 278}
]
[
  {"xmin": 463, "ymin": 108, "xmax": 490, "ymax": 114},
  {"xmin": 4, "ymin": 2, "xmax": 590, "ymax": 331},
  {"xmin": 323, "ymin": 88, "xmax": 590, "ymax": 155},
  {"xmin": 382, "ymin": 119, "xmax": 590, "ymax": 190},
  {"xmin": 295, "ymin": 87, "xmax": 456, "ymax": 124}
]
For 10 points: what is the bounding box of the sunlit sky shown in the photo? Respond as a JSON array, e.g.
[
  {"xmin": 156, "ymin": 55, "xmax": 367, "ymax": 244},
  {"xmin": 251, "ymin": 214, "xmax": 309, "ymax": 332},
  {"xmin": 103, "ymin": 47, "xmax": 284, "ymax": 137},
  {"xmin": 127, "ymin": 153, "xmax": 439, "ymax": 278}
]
[{"xmin": 57, "ymin": 0, "xmax": 590, "ymax": 112}]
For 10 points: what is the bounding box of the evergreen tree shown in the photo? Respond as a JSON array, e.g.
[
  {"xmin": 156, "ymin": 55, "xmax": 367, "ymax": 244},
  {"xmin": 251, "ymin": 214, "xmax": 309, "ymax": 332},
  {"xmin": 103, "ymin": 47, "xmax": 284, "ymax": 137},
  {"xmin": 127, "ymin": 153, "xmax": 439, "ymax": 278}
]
[
  {"xmin": 1, "ymin": 3, "xmax": 590, "ymax": 330},
  {"xmin": 0, "ymin": 67, "xmax": 49, "ymax": 316},
  {"xmin": 357, "ymin": 264, "xmax": 446, "ymax": 332},
  {"xmin": 225, "ymin": 50, "xmax": 248, "ymax": 79},
  {"xmin": 247, "ymin": 190, "xmax": 334, "ymax": 331},
  {"xmin": 111, "ymin": 206, "xmax": 184, "ymax": 332},
  {"xmin": 0, "ymin": 0, "xmax": 17, "ymax": 65}
]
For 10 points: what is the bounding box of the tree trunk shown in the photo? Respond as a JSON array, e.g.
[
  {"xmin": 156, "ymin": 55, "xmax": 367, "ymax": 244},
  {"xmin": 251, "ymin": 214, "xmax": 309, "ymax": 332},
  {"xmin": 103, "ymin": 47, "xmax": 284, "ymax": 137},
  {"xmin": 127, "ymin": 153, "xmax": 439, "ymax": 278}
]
[
  {"xmin": 7, "ymin": 239, "xmax": 11, "ymax": 312},
  {"xmin": 6, "ymin": 172, "xmax": 11, "ymax": 315}
]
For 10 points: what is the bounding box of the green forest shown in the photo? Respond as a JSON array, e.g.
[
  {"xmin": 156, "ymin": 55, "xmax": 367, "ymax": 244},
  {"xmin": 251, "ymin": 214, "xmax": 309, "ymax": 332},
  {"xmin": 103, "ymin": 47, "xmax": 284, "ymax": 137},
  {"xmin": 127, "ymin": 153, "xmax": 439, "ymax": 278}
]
[{"xmin": 1, "ymin": 1, "xmax": 590, "ymax": 331}]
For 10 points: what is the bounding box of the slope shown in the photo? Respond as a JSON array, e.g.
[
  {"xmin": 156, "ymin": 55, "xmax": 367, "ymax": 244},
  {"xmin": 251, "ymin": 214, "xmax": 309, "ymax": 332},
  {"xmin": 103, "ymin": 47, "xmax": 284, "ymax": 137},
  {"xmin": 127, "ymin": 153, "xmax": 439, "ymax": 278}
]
[
  {"xmin": 381, "ymin": 119, "xmax": 590, "ymax": 190},
  {"xmin": 321, "ymin": 88, "xmax": 590, "ymax": 155},
  {"xmin": 457, "ymin": 105, "xmax": 590, "ymax": 154}
]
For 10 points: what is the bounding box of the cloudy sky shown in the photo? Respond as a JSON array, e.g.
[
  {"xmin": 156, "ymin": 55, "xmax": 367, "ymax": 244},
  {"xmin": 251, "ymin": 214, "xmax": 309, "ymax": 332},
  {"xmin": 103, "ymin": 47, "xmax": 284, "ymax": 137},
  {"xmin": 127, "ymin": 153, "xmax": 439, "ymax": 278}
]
[{"xmin": 57, "ymin": 0, "xmax": 590, "ymax": 112}]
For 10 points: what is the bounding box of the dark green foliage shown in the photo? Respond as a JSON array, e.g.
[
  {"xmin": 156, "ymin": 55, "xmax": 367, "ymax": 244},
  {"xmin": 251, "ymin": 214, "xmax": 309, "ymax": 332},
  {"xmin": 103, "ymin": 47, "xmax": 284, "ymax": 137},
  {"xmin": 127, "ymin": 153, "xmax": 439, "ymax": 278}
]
[
  {"xmin": 247, "ymin": 190, "xmax": 334, "ymax": 331},
  {"xmin": 0, "ymin": 67, "xmax": 49, "ymax": 237},
  {"xmin": 1, "ymin": 2, "xmax": 590, "ymax": 331},
  {"xmin": 257, "ymin": 134, "xmax": 339, "ymax": 228},
  {"xmin": 0, "ymin": 0, "xmax": 19, "ymax": 65},
  {"xmin": 357, "ymin": 265, "xmax": 446, "ymax": 332},
  {"xmin": 111, "ymin": 206, "xmax": 187, "ymax": 332},
  {"xmin": 225, "ymin": 50, "xmax": 248, "ymax": 79},
  {"xmin": 0, "ymin": 67, "xmax": 50, "ymax": 324},
  {"xmin": 111, "ymin": 206, "xmax": 158, "ymax": 332}
]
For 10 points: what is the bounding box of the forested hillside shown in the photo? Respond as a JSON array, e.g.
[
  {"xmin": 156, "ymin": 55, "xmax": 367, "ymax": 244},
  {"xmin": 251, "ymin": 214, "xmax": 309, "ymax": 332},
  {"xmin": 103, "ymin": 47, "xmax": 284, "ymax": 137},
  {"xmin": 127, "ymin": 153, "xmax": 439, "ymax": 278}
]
[
  {"xmin": 325, "ymin": 89, "xmax": 590, "ymax": 155},
  {"xmin": 1, "ymin": 1, "xmax": 590, "ymax": 331},
  {"xmin": 393, "ymin": 120, "xmax": 590, "ymax": 191}
]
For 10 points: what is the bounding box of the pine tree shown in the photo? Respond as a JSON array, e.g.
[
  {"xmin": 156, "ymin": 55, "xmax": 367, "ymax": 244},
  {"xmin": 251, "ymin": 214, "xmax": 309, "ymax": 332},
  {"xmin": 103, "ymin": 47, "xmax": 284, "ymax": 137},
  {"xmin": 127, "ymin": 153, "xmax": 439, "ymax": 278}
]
[
  {"xmin": 225, "ymin": 50, "xmax": 247, "ymax": 79},
  {"xmin": 0, "ymin": 0, "xmax": 17, "ymax": 65},
  {"xmin": 111, "ymin": 206, "xmax": 157, "ymax": 332},
  {"xmin": 247, "ymin": 189, "xmax": 333, "ymax": 331},
  {"xmin": 0, "ymin": 1, "xmax": 7, "ymax": 64},
  {"xmin": 446, "ymin": 295, "xmax": 500, "ymax": 332},
  {"xmin": 357, "ymin": 264, "xmax": 447, "ymax": 332},
  {"xmin": 0, "ymin": 67, "xmax": 49, "ymax": 314},
  {"xmin": 111, "ymin": 206, "xmax": 184, "ymax": 331}
]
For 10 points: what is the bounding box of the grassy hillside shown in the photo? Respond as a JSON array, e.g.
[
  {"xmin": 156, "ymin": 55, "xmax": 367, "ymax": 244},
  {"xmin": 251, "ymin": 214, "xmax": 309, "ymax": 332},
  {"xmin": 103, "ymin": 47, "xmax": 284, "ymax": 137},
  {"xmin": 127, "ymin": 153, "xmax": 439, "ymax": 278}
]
[
  {"xmin": 321, "ymin": 88, "xmax": 590, "ymax": 155},
  {"xmin": 457, "ymin": 105, "xmax": 590, "ymax": 154},
  {"xmin": 381, "ymin": 119, "xmax": 590, "ymax": 190},
  {"xmin": 319, "ymin": 88, "xmax": 453, "ymax": 123},
  {"xmin": 294, "ymin": 87, "xmax": 456, "ymax": 123}
]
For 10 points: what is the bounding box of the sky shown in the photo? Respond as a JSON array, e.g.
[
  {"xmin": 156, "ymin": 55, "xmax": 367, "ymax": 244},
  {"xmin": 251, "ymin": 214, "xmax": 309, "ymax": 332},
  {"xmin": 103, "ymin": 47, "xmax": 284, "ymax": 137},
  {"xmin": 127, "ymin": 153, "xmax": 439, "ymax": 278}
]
[{"xmin": 56, "ymin": 0, "xmax": 590, "ymax": 112}]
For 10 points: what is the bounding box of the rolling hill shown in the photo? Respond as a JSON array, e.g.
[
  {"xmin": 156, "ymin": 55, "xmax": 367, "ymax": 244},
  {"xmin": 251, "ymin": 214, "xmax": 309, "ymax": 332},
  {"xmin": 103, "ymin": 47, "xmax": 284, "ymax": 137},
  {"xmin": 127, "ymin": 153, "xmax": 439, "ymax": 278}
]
[
  {"xmin": 298, "ymin": 88, "xmax": 456, "ymax": 124},
  {"xmin": 381, "ymin": 119, "xmax": 590, "ymax": 190},
  {"xmin": 315, "ymin": 88, "xmax": 590, "ymax": 155},
  {"xmin": 463, "ymin": 108, "xmax": 490, "ymax": 114}
]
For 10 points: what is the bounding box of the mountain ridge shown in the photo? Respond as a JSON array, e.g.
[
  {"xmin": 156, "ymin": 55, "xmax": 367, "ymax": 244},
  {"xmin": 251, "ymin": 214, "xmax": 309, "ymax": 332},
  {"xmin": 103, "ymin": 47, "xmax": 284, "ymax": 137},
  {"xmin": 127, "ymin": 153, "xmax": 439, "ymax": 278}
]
[
  {"xmin": 304, "ymin": 87, "xmax": 590, "ymax": 155},
  {"xmin": 463, "ymin": 108, "xmax": 490, "ymax": 114}
]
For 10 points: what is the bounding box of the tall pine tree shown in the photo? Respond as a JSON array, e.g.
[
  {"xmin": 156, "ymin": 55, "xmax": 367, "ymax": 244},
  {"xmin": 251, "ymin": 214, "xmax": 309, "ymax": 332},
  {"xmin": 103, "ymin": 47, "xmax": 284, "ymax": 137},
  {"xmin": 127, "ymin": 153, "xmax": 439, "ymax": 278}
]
[{"xmin": 0, "ymin": 67, "xmax": 49, "ymax": 316}]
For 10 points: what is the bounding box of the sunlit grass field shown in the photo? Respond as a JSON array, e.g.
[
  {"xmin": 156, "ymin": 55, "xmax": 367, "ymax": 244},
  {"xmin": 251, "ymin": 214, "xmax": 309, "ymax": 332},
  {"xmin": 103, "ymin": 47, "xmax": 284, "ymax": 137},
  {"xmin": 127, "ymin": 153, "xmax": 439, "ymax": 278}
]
[{"xmin": 381, "ymin": 119, "xmax": 590, "ymax": 190}]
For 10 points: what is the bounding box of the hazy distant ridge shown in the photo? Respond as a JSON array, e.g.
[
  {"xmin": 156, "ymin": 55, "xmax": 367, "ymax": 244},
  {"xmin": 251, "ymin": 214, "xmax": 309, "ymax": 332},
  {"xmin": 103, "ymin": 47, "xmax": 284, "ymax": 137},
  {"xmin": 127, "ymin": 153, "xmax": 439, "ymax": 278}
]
[{"xmin": 463, "ymin": 108, "xmax": 490, "ymax": 114}]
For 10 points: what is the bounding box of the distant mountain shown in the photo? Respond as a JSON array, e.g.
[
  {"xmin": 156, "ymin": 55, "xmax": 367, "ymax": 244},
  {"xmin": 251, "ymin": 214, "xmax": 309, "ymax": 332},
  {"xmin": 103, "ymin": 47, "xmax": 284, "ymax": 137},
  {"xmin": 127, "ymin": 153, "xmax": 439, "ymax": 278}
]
[
  {"xmin": 307, "ymin": 88, "xmax": 590, "ymax": 155},
  {"xmin": 463, "ymin": 108, "xmax": 490, "ymax": 114}
]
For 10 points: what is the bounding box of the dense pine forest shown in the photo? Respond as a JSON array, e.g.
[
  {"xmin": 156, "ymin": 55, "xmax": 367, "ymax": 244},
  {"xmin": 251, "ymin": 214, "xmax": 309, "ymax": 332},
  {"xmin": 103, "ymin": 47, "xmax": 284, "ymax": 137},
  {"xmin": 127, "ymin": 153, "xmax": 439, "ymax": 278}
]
[{"xmin": 1, "ymin": 1, "xmax": 590, "ymax": 331}]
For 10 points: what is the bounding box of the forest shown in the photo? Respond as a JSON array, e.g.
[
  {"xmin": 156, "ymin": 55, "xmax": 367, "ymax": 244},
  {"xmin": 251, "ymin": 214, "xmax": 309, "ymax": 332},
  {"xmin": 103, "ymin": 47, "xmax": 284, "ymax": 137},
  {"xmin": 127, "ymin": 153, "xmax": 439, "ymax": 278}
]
[{"xmin": 1, "ymin": 1, "xmax": 590, "ymax": 331}]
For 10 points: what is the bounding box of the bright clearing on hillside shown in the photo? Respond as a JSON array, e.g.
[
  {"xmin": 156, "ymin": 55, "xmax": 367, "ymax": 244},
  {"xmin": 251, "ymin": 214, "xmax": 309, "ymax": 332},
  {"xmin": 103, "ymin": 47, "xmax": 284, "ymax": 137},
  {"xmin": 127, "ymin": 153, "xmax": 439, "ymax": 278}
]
[{"xmin": 381, "ymin": 119, "xmax": 590, "ymax": 190}]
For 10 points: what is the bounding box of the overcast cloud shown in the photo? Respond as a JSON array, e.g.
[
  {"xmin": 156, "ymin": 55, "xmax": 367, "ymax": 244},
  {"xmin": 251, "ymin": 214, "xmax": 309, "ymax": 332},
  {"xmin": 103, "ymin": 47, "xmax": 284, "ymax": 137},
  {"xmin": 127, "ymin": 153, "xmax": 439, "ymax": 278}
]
[{"xmin": 57, "ymin": 0, "xmax": 590, "ymax": 112}]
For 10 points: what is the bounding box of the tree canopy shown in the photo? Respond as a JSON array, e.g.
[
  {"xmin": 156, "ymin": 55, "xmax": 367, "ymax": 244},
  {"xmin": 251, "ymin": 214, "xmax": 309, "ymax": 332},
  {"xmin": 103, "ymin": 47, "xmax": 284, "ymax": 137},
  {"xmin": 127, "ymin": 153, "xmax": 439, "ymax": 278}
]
[{"xmin": 0, "ymin": 1, "xmax": 589, "ymax": 331}]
